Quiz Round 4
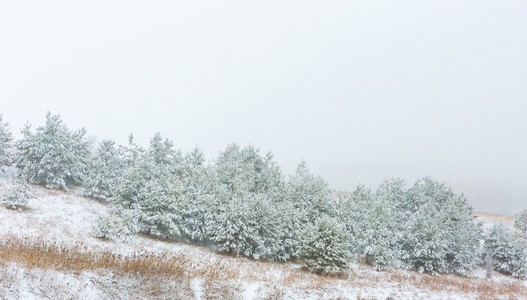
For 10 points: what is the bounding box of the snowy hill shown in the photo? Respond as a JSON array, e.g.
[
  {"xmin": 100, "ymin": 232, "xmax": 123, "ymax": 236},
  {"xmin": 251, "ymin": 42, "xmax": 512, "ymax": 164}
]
[{"xmin": 1, "ymin": 177, "xmax": 526, "ymax": 299}]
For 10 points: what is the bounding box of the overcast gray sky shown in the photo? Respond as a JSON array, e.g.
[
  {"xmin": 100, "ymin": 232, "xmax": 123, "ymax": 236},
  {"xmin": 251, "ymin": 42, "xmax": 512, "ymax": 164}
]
[{"xmin": 1, "ymin": 0, "xmax": 526, "ymax": 214}]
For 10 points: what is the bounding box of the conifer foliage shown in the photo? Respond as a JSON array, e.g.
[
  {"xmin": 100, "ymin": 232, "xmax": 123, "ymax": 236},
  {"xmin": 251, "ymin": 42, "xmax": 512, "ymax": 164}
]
[
  {"xmin": 514, "ymin": 209, "xmax": 527, "ymax": 239},
  {"xmin": 2, "ymin": 113, "xmax": 515, "ymax": 278},
  {"xmin": 1, "ymin": 179, "xmax": 33, "ymax": 210},
  {"xmin": 15, "ymin": 113, "xmax": 91, "ymax": 190},
  {"xmin": 484, "ymin": 224, "xmax": 527, "ymax": 278},
  {"xmin": 297, "ymin": 215, "xmax": 351, "ymax": 273},
  {"xmin": 83, "ymin": 140, "xmax": 121, "ymax": 200},
  {"xmin": 0, "ymin": 114, "xmax": 13, "ymax": 167}
]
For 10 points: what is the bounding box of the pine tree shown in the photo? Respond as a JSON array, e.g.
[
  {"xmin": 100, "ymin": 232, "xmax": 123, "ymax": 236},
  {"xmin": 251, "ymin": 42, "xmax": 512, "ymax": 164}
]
[
  {"xmin": 339, "ymin": 185, "xmax": 372, "ymax": 256},
  {"xmin": 148, "ymin": 132, "xmax": 183, "ymax": 176},
  {"xmin": 178, "ymin": 147, "xmax": 213, "ymax": 241},
  {"xmin": 0, "ymin": 114, "xmax": 13, "ymax": 168},
  {"xmin": 442, "ymin": 194, "xmax": 482, "ymax": 275},
  {"xmin": 484, "ymin": 224, "xmax": 527, "ymax": 278},
  {"xmin": 113, "ymin": 149, "xmax": 184, "ymax": 239},
  {"xmin": 514, "ymin": 209, "xmax": 527, "ymax": 239},
  {"xmin": 285, "ymin": 161, "xmax": 335, "ymax": 225},
  {"xmin": 400, "ymin": 201, "xmax": 449, "ymax": 274},
  {"xmin": 15, "ymin": 113, "xmax": 91, "ymax": 190},
  {"xmin": 398, "ymin": 178, "xmax": 482, "ymax": 274},
  {"xmin": 83, "ymin": 140, "xmax": 122, "ymax": 200},
  {"xmin": 1, "ymin": 179, "xmax": 34, "ymax": 210},
  {"xmin": 297, "ymin": 215, "xmax": 351, "ymax": 274}
]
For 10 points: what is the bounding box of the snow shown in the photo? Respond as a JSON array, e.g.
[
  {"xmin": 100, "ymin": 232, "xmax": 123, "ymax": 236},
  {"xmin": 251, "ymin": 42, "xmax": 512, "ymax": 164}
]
[{"xmin": 1, "ymin": 175, "xmax": 526, "ymax": 299}]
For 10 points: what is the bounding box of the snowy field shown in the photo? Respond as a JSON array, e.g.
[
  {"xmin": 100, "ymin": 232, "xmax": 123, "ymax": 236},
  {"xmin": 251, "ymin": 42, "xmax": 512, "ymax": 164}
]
[{"xmin": 1, "ymin": 175, "xmax": 526, "ymax": 299}]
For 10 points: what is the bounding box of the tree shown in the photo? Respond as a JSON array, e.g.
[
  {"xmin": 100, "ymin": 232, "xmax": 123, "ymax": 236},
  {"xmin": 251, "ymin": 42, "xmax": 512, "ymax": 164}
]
[
  {"xmin": 113, "ymin": 149, "xmax": 184, "ymax": 239},
  {"xmin": 178, "ymin": 147, "xmax": 214, "ymax": 241},
  {"xmin": 285, "ymin": 161, "xmax": 335, "ymax": 225},
  {"xmin": 214, "ymin": 144, "xmax": 283, "ymax": 197},
  {"xmin": 400, "ymin": 201, "xmax": 449, "ymax": 274},
  {"xmin": 398, "ymin": 178, "xmax": 481, "ymax": 274},
  {"xmin": 1, "ymin": 179, "xmax": 34, "ymax": 210},
  {"xmin": 15, "ymin": 113, "xmax": 91, "ymax": 190},
  {"xmin": 83, "ymin": 140, "xmax": 122, "ymax": 200},
  {"xmin": 484, "ymin": 224, "xmax": 527, "ymax": 278},
  {"xmin": 0, "ymin": 114, "xmax": 13, "ymax": 167},
  {"xmin": 297, "ymin": 215, "xmax": 351, "ymax": 274},
  {"xmin": 148, "ymin": 132, "xmax": 183, "ymax": 175},
  {"xmin": 514, "ymin": 209, "xmax": 527, "ymax": 239}
]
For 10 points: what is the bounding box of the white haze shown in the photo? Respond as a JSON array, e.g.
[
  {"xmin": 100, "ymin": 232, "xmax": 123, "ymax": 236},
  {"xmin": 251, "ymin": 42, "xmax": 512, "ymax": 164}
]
[{"xmin": 1, "ymin": 0, "xmax": 526, "ymax": 214}]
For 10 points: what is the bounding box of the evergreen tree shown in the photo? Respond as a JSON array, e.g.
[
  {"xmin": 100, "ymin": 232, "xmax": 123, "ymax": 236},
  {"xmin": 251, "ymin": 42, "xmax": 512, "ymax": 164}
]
[
  {"xmin": 514, "ymin": 209, "xmax": 527, "ymax": 239},
  {"xmin": 83, "ymin": 140, "xmax": 122, "ymax": 200},
  {"xmin": 442, "ymin": 194, "xmax": 482, "ymax": 275},
  {"xmin": 1, "ymin": 179, "xmax": 33, "ymax": 210},
  {"xmin": 484, "ymin": 224, "xmax": 527, "ymax": 278},
  {"xmin": 178, "ymin": 147, "xmax": 214, "ymax": 241},
  {"xmin": 400, "ymin": 201, "xmax": 449, "ymax": 274},
  {"xmin": 297, "ymin": 215, "xmax": 351, "ymax": 274},
  {"xmin": 285, "ymin": 161, "xmax": 335, "ymax": 225},
  {"xmin": 15, "ymin": 113, "xmax": 91, "ymax": 190},
  {"xmin": 399, "ymin": 178, "xmax": 481, "ymax": 274},
  {"xmin": 148, "ymin": 132, "xmax": 183, "ymax": 175},
  {"xmin": 0, "ymin": 114, "xmax": 13, "ymax": 167},
  {"xmin": 113, "ymin": 150, "xmax": 184, "ymax": 239},
  {"xmin": 214, "ymin": 144, "xmax": 283, "ymax": 197}
]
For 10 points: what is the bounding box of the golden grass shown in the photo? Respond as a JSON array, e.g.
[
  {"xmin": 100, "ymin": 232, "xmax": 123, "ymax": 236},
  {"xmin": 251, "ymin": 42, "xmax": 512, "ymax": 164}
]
[
  {"xmin": 386, "ymin": 270, "xmax": 526, "ymax": 299},
  {"xmin": 1, "ymin": 234, "xmax": 526, "ymax": 299},
  {"xmin": 474, "ymin": 211, "xmax": 515, "ymax": 225}
]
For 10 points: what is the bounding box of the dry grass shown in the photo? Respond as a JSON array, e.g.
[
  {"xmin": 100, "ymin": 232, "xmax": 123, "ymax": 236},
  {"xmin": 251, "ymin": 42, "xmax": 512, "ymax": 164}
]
[
  {"xmin": 0, "ymin": 234, "xmax": 234, "ymax": 281},
  {"xmin": 386, "ymin": 270, "xmax": 526, "ymax": 299},
  {"xmin": 474, "ymin": 211, "xmax": 515, "ymax": 225},
  {"xmin": 1, "ymin": 234, "xmax": 526, "ymax": 299}
]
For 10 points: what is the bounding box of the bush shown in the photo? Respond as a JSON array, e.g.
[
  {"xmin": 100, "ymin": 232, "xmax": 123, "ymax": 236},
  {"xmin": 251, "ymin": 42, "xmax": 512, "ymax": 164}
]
[
  {"xmin": 484, "ymin": 224, "xmax": 527, "ymax": 278},
  {"xmin": 297, "ymin": 215, "xmax": 351, "ymax": 274},
  {"xmin": 1, "ymin": 179, "xmax": 33, "ymax": 210},
  {"xmin": 15, "ymin": 112, "xmax": 91, "ymax": 190}
]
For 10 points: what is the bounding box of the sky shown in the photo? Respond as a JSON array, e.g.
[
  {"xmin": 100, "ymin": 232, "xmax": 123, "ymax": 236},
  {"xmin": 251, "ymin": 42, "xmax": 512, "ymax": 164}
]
[{"xmin": 1, "ymin": 0, "xmax": 526, "ymax": 214}]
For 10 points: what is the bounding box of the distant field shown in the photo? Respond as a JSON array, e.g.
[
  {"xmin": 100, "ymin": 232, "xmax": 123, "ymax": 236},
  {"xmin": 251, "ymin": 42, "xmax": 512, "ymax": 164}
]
[{"xmin": 474, "ymin": 211, "xmax": 514, "ymax": 228}]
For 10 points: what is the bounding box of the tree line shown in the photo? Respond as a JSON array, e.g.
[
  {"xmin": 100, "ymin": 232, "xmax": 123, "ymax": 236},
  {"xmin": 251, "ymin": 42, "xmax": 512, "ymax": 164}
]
[{"xmin": 0, "ymin": 113, "xmax": 526, "ymax": 277}]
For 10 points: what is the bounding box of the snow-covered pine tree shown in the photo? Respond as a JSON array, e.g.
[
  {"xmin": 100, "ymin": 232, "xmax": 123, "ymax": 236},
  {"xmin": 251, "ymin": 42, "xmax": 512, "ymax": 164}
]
[
  {"xmin": 0, "ymin": 114, "xmax": 13, "ymax": 168},
  {"xmin": 15, "ymin": 112, "xmax": 91, "ymax": 190},
  {"xmin": 398, "ymin": 178, "xmax": 482, "ymax": 274},
  {"xmin": 83, "ymin": 140, "xmax": 122, "ymax": 200},
  {"xmin": 354, "ymin": 180, "xmax": 402, "ymax": 269},
  {"xmin": 177, "ymin": 147, "xmax": 218, "ymax": 242},
  {"xmin": 285, "ymin": 161, "xmax": 335, "ymax": 225},
  {"xmin": 484, "ymin": 224, "xmax": 527, "ymax": 278},
  {"xmin": 1, "ymin": 179, "xmax": 34, "ymax": 210},
  {"xmin": 273, "ymin": 198, "xmax": 303, "ymax": 261},
  {"xmin": 206, "ymin": 189, "xmax": 253, "ymax": 256},
  {"xmin": 400, "ymin": 200, "xmax": 449, "ymax": 274},
  {"xmin": 514, "ymin": 209, "xmax": 527, "ymax": 239},
  {"xmin": 297, "ymin": 215, "xmax": 351, "ymax": 274},
  {"xmin": 214, "ymin": 144, "xmax": 284, "ymax": 197},
  {"xmin": 113, "ymin": 147, "xmax": 184, "ymax": 239},
  {"xmin": 148, "ymin": 132, "xmax": 183, "ymax": 176},
  {"xmin": 137, "ymin": 171, "xmax": 183, "ymax": 239},
  {"xmin": 205, "ymin": 144, "xmax": 289, "ymax": 259},
  {"xmin": 93, "ymin": 208, "xmax": 141, "ymax": 241},
  {"xmin": 338, "ymin": 185, "xmax": 372, "ymax": 256},
  {"xmin": 441, "ymin": 194, "xmax": 481, "ymax": 275}
]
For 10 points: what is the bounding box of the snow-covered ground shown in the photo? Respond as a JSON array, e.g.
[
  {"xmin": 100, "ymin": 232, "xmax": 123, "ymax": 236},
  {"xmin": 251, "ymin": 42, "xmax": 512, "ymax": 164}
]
[{"xmin": 1, "ymin": 175, "xmax": 526, "ymax": 299}]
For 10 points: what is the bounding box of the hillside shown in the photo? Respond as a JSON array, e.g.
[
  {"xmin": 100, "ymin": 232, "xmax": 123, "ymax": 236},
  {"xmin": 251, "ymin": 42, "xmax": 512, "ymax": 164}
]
[{"xmin": 1, "ymin": 177, "xmax": 526, "ymax": 299}]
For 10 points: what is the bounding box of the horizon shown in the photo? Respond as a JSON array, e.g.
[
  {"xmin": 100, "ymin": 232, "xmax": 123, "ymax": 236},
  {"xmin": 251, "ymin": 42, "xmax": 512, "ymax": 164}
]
[{"xmin": 2, "ymin": 1, "xmax": 526, "ymax": 214}]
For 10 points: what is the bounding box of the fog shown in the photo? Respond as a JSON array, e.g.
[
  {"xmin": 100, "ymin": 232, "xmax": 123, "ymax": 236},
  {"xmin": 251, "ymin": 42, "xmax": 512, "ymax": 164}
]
[{"xmin": 1, "ymin": 1, "xmax": 526, "ymax": 214}]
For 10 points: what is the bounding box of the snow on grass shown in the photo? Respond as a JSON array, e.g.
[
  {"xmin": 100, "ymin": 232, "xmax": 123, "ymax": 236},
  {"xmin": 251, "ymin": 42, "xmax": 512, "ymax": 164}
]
[{"xmin": 1, "ymin": 177, "xmax": 526, "ymax": 299}]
